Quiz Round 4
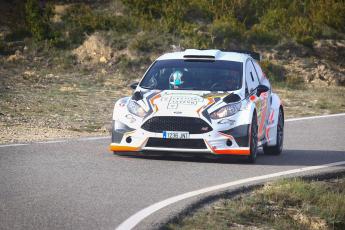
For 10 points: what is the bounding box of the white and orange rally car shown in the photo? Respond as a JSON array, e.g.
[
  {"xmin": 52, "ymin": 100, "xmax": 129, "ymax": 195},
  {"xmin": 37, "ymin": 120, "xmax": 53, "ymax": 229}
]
[{"xmin": 110, "ymin": 49, "xmax": 284, "ymax": 163}]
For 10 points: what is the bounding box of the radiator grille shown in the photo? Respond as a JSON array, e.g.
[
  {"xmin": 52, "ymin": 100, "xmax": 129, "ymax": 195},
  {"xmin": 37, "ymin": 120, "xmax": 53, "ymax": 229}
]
[{"xmin": 141, "ymin": 116, "xmax": 212, "ymax": 134}]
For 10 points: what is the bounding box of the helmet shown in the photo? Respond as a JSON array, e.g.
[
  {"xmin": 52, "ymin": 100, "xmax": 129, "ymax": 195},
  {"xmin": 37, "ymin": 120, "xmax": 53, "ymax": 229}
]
[{"xmin": 169, "ymin": 70, "xmax": 184, "ymax": 89}]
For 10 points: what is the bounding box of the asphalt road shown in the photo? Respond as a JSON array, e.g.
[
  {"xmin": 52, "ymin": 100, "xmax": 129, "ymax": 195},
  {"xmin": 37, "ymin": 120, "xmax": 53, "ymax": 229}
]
[{"xmin": 1, "ymin": 115, "xmax": 345, "ymax": 230}]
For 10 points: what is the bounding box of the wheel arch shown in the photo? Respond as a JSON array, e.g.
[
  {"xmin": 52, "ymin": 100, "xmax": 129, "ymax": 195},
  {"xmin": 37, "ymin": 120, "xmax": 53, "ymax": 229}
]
[
  {"xmin": 266, "ymin": 93, "xmax": 283, "ymax": 146},
  {"xmin": 245, "ymin": 100, "xmax": 257, "ymax": 125}
]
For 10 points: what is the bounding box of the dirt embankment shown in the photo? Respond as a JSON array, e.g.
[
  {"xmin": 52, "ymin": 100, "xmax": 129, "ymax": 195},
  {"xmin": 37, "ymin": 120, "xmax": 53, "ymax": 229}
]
[{"xmin": 260, "ymin": 39, "xmax": 345, "ymax": 86}]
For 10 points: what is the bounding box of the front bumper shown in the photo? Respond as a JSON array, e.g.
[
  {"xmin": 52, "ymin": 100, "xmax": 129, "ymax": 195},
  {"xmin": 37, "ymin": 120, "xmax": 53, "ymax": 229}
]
[{"xmin": 109, "ymin": 121, "xmax": 250, "ymax": 156}]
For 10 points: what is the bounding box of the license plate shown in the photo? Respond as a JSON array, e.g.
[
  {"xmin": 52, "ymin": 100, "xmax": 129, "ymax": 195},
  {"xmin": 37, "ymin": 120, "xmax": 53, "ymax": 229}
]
[{"xmin": 162, "ymin": 131, "xmax": 190, "ymax": 139}]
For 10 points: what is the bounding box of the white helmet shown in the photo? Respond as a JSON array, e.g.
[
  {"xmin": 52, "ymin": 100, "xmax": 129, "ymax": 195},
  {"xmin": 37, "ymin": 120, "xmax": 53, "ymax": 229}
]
[{"xmin": 169, "ymin": 70, "xmax": 184, "ymax": 88}]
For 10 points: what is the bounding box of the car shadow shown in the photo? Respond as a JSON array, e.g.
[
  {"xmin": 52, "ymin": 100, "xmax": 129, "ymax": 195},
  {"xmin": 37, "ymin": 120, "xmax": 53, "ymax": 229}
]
[{"xmin": 115, "ymin": 149, "xmax": 345, "ymax": 166}]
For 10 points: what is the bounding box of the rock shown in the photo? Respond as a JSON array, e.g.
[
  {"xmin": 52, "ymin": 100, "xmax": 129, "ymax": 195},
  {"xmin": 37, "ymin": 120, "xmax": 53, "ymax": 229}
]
[
  {"xmin": 306, "ymin": 73, "xmax": 314, "ymax": 82},
  {"xmin": 72, "ymin": 32, "xmax": 112, "ymax": 65},
  {"xmin": 6, "ymin": 50, "xmax": 23, "ymax": 62},
  {"xmin": 22, "ymin": 70, "xmax": 37, "ymax": 80},
  {"xmin": 99, "ymin": 56, "xmax": 107, "ymax": 63},
  {"xmin": 318, "ymin": 64, "xmax": 326, "ymax": 72}
]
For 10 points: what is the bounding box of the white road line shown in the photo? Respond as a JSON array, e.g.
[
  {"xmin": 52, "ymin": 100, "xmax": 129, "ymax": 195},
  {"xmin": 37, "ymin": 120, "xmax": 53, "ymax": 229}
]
[
  {"xmin": 36, "ymin": 140, "xmax": 66, "ymax": 144},
  {"xmin": 77, "ymin": 136, "xmax": 110, "ymax": 141},
  {"xmin": 116, "ymin": 161, "xmax": 345, "ymax": 230},
  {"xmin": 285, "ymin": 113, "xmax": 345, "ymax": 122},
  {"xmin": 0, "ymin": 136, "xmax": 110, "ymax": 148},
  {"xmin": 0, "ymin": 113, "xmax": 344, "ymax": 148},
  {"xmin": 0, "ymin": 143, "xmax": 29, "ymax": 148}
]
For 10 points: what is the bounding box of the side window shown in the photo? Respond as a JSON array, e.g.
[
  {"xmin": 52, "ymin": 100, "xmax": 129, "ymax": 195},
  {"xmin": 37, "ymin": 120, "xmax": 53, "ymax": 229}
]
[
  {"xmin": 252, "ymin": 60, "xmax": 271, "ymax": 89},
  {"xmin": 245, "ymin": 60, "xmax": 259, "ymax": 93}
]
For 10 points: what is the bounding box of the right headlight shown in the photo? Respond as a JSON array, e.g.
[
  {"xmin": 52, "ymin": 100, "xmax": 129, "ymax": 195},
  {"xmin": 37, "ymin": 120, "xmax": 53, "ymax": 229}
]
[
  {"xmin": 127, "ymin": 100, "xmax": 148, "ymax": 118},
  {"xmin": 210, "ymin": 103, "xmax": 241, "ymax": 119}
]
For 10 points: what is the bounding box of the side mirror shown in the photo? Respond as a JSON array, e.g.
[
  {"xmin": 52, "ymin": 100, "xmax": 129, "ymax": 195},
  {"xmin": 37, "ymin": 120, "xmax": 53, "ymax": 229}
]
[
  {"xmin": 132, "ymin": 91, "xmax": 143, "ymax": 101},
  {"xmin": 256, "ymin": 84, "xmax": 270, "ymax": 97},
  {"xmin": 130, "ymin": 82, "xmax": 139, "ymax": 90}
]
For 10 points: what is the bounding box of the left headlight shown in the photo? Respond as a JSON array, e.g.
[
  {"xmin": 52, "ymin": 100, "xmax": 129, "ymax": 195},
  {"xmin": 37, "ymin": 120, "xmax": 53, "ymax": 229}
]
[
  {"xmin": 127, "ymin": 100, "xmax": 148, "ymax": 118},
  {"xmin": 210, "ymin": 103, "xmax": 241, "ymax": 119}
]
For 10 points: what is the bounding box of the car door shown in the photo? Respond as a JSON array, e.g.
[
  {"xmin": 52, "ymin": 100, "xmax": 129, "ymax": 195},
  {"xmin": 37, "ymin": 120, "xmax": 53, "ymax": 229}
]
[
  {"xmin": 251, "ymin": 60, "xmax": 270, "ymax": 140},
  {"xmin": 245, "ymin": 60, "xmax": 267, "ymax": 141}
]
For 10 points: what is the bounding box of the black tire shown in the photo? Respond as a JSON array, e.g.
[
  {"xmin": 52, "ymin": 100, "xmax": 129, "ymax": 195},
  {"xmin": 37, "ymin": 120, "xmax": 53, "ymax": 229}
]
[
  {"xmin": 263, "ymin": 109, "xmax": 284, "ymax": 155},
  {"xmin": 246, "ymin": 112, "xmax": 258, "ymax": 163}
]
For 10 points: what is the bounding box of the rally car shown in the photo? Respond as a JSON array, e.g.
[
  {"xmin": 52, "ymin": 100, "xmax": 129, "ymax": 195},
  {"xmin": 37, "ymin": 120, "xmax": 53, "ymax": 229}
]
[{"xmin": 109, "ymin": 49, "xmax": 284, "ymax": 163}]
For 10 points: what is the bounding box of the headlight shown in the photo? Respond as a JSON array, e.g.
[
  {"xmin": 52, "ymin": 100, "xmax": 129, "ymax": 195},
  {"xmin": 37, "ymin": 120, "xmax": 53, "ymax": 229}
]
[
  {"xmin": 210, "ymin": 103, "xmax": 241, "ymax": 119},
  {"xmin": 127, "ymin": 100, "xmax": 148, "ymax": 118}
]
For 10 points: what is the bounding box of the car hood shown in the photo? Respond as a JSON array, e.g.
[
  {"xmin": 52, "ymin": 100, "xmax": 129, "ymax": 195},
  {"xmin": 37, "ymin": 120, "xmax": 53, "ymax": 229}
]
[{"xmin": 141, "ymin": 90, "xmax": 237, "ymax": 118}]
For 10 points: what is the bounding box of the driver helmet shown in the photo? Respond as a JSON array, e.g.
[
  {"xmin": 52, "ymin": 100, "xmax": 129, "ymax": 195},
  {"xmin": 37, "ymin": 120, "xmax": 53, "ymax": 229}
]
[{"xmin": 169, "ymin": 70, "xmax": 184, "ymax": 89}]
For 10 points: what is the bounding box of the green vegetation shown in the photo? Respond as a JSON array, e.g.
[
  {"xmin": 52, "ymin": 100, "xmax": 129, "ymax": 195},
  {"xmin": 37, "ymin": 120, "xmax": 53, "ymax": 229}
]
[
  {"xmin": 167, "ymin": 176, "xmax": 345, "ymax": 230},
  {"xmin": 120, "ymin": 0, "xmax": 345, "ymax": 49},
  {"xmin": 10, "ymin": 0, "xmax": 342, "ymax": 50},
  {"xmin": 25, "ymin": 0, "xmax": 53, "ymax": 41},
  {"xmin": 56, "ymin": 3, "xmax": 136, "ymax": 49}
]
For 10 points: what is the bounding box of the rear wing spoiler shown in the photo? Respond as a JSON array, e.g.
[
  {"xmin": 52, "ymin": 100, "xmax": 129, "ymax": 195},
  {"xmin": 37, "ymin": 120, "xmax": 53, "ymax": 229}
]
[{"xmin": 227, "ymin": 50, "xmax": 261, "ymax": 61}]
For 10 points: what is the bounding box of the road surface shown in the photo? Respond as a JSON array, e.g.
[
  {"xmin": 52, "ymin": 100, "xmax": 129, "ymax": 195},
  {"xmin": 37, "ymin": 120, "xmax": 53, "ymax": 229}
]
[{"xmin": 1, "ymin": 114, "xmax": 345, "ymax": 230}]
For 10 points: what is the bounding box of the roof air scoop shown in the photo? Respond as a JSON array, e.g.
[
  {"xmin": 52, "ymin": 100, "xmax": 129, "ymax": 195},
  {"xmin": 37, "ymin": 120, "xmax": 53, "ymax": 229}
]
[{"xmin": 183, "ymin": 49, "xmax": 221, "ymax": 60}]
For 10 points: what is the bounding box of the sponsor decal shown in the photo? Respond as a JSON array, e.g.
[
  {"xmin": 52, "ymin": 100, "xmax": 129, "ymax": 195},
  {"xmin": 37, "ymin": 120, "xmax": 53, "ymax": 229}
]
[{"xmin": 165, "ymin": 95, "xmax": 203, "ymax": 110}]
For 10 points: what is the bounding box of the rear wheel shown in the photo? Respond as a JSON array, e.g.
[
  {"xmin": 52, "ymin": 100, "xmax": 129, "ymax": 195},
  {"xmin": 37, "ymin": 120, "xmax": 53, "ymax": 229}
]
[
  {"xmin": 247, "ymin": 113, "xmax": 258, "ymax": 163},
  {"xmin": 263, "ymin": 109, "xmax": 284, "ymax": 155}
]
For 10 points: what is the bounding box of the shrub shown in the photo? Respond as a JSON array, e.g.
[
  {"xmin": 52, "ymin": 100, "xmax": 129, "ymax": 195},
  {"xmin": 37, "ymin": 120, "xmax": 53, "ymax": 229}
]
[
  {"xmin": 288, "ymin": 17, "xmax": 318, "ymax": 46},
  {"xmin": 286, "ymin": 75, "xmax": 305, "ymax": 89},
  {"xmin": 161, "ymin": 0, "xmax": 188, "ymax": 33},
  {"xmin": 296, "ymin": 35, "xmax": 314, "ymax": 48},
  {"xmin": 179, "ymin": 23, "xmax": 212, "ymax": 49},
  {"xmin": 129, "ymin": 32, "xmax": 171, "ymax": 53},
  {"xmin": 116, "ymin": 55, "xmax": 151, "ymax": 79},
  {"xmin": 60, "ymin": 4, "xmax": 136, "ymax": 48},
  {"xmin": 257, "ymin": 8, "xmax": 289, "ymax": 34},
  {"xmin": 246, "ymin": 26, "xmax": 279, "ymax": 45},
  {"xmin": 210, "ymin": 16, "xmax": 246, "ymax": 49},
  {"xmin": 4, "ymin": 29, "xmax": 31, "ymax": 42},
  {"xmin": 105, "ymin": 31, "xmax": 131, "ymax": 51},
  {"xmin": 25, "ymin": 0, "xmax": 53, "ymax": 41},
  {"xmin": 0, "ymin": 39, "xmax": 4, "ymax": 54},
  {"xmin": 310, "ymin": 0, "xmax": 345, "ymax": 33},
  {"xmin": 260, "ymin": 60, "xmax": 285, "ymax": 82}
]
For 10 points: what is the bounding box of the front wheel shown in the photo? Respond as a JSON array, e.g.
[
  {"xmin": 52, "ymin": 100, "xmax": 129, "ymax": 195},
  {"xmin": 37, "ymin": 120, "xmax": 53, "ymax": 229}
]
[
  {"xmin": 246, "ymin": 113, "xmax": 258, "ymax": 163},
  {"xmin": 263, "ymin": 109, "xmax": 284, "ymax": 155}
]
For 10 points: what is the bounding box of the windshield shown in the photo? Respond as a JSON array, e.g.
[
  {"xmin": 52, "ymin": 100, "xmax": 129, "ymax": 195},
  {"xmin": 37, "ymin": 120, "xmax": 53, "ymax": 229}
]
[{"xmin": 139, "ymin": 59, "xmax": 243, "ymax": 91}]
